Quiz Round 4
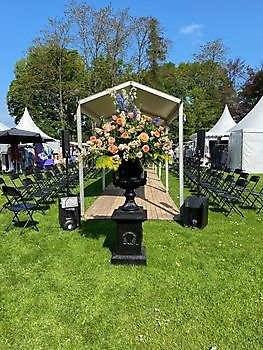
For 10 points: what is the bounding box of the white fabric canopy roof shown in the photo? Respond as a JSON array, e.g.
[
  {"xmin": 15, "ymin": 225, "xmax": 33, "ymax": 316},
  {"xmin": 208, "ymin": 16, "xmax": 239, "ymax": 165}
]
[
  {"xmin": 0, "ymin": 122, "xmax": 9, "ymax": 153},
  {"xmin": 228, "ymin": 96, "xmax": 263, "ymax": 173},
  {"xmin": 229, "ymin": 96, "xmax": 263, "ymax": 132},
  {"xmin": 207, "ymin": 105, "xmax": 236, "ymax": 137},
  {"xmin": 0, "ymin": 122, "xmax": 9, "ymax": 131},
  {"xmin": 16, "ymin": 107, "xmax": 54, "ymax": 141},
  {"xmin": 79, "ymin": 81, "xmax": 181, "ymax": 125}
]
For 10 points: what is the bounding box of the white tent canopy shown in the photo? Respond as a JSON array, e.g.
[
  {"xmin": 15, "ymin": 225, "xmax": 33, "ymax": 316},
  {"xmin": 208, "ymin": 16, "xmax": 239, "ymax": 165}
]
[
  {"xmin": 16, "ymin": 107, "xmax": 54, "ymax": 141},
  {"xmin": 0, "ymin": 121, "xmax": 9, "ymax": 153},
  {"xmin": 206, "ymin": 105, "xmax": 236, "ymax": 137},
  {"xmin": 228, "ymin": 96, "xmax": 263, "ymax": 173},
  {"xmin": 77, "ymin": 81, "xmax": 184, "ymax": 216}
]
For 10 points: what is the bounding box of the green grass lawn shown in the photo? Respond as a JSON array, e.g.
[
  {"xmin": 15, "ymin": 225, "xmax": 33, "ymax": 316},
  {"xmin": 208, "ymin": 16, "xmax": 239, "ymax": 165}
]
[{"xmin": 0, "ymin": 171, "xmax": 262, "ymax": 349}]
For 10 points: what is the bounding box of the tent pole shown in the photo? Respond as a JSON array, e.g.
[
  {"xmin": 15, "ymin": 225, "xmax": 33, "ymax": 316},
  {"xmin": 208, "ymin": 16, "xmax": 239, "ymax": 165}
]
[
  {"xmin": 77, "ymin": 103, "xmax": 85, "ymax": 216},
  {"xmin": 165, "ymin": 126, "xmax": 169, "ymax": 193},
  {"xmin": 179, "ymin": 101, "xmax": 184, "ymax": 208},
  {"xmin": 102, "ymin": 168, "xmax": 106, "ymax": 191}
]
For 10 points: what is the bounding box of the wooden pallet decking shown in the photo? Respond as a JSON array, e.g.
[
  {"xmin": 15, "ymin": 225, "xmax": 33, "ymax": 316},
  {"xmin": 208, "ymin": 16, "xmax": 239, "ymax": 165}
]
[{"xmin": 84, "ymin": 169, "xmax": 179, "ymax": 220}]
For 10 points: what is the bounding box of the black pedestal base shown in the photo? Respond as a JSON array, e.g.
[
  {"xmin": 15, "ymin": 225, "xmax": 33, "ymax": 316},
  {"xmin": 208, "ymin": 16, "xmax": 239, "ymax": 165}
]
[
  {"xmin": 111, "ymin": 206, "xmax": 147, "ymax": 266},
  {"xmin": 111, "ymin": 246, "xmax": 146, "ymax": 265}
]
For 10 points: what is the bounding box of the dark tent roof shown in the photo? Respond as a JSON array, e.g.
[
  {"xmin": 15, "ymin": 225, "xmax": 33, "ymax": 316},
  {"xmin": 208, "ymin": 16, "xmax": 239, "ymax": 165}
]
[{"xmin": 0, "ymin": 128, "xmax": 42, "ymax": 144}]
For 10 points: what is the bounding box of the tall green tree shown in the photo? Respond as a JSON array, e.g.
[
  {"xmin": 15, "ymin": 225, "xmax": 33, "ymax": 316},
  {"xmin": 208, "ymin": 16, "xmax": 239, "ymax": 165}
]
[{"xmin": 7, "ymin": 44, "xmax": 86, "ymax": 137}]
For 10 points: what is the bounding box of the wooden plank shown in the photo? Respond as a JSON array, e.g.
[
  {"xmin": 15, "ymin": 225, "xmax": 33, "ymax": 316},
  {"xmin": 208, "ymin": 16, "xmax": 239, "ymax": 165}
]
[{"xmin": 84, "ymin": 169, "xmax": 179, "ymax": 220}]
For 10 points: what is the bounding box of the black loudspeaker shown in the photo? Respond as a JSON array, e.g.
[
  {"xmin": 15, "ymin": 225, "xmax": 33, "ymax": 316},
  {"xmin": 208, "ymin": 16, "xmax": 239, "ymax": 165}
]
[
  {"xmin": 59, "ymin": 196, "xmax": 81, "ymax": 230},
  {"xmin": 61, "ymin": 130, "xmax": 70, "ymax": 158},
  {"xmin": 183, "ymin": 195, "xmax": 208, "ymax": 229},
  {"xmin": 196, "ymin": 130, "xmax": 205, "ymax": 158}
]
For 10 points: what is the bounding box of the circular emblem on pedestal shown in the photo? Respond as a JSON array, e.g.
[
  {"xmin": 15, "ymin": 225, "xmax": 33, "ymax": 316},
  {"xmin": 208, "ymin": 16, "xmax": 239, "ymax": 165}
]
[{"xmin": 122, "ymin": 231, "xmax": 137, "ymax": 246}]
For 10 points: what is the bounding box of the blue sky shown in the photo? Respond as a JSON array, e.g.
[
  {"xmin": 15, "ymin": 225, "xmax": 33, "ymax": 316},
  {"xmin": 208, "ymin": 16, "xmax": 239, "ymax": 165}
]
[{"xmin": 1, "ymin": 0, "xmax": 263, "ymax": 127}]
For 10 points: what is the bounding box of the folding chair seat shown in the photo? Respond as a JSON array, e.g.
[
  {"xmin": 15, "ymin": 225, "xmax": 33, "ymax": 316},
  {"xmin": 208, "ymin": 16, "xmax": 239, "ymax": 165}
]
[
  {"xmin": 2, "ymin": 185, "xmax": 39, "ymax": 232},
  {"xmin": 218, "ymin": 178, "xmax": 249, "ymax": 216}
]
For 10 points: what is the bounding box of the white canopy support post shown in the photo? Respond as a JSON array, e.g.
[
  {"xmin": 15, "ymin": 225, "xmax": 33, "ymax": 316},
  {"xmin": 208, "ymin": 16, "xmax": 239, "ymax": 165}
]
[
  {"xmin": 77, "ymin": 103, "xmax": 85, "ymax": 217},
  {"xmin": 158, "ymin": 162, "xmax": 162, "ymax": 178},
  {"xmin": 102, "ymin": 168, "xmax": 106, "ymax": 191},
  {"xmin": 179, "ymin": 101, "xmax": 184, "ymax": 208},
  {"xmin": 165, "ymin": 126, "xmax": 169, "ymax": 193}
]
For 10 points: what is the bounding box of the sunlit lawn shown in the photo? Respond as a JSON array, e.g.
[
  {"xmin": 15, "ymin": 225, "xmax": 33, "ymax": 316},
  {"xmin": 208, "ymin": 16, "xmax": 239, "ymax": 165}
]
[{"xmin": 0, "ymin": 170, "xmax": 262, "ymax": 349}]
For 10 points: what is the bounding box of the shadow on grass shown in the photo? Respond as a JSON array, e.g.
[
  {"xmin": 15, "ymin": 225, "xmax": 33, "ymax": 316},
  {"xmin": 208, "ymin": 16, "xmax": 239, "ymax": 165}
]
[{"xmin": 80, "ymin": 219, "xmax": 116, "ymax": 252}]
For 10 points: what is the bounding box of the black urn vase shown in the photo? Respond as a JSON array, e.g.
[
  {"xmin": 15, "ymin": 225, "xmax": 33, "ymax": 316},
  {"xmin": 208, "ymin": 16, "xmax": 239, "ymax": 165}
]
[{"xmin": 113, "ymin": 158, "xmax": 147, "ymax": 211}]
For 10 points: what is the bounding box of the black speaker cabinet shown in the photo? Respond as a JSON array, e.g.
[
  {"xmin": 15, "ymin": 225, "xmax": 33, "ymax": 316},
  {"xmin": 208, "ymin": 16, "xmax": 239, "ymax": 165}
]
[
  {"xmin": 59, "ymin": 196, "xmax": 81, "ymax": 230},
  {"xmin": 61, "ymin": 130, "xmax": 70, "ymax": 158},
  {"xmin": 196, "ymin": 130, "xmax": 205, "ymax": 158},
  {"xmin": 183, "ymin": 195, "xmax": 208, "ymax": 229}
]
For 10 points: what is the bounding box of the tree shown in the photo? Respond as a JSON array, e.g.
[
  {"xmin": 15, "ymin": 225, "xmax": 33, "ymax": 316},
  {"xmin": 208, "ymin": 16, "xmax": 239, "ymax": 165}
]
[
  {"xmin": 238, "ymin": 68, "xmax": 263, "ymax": 119},
  {"xmin": 7, "ymin": 45, "xmax": 86, "ymax": 137},
  {"xmin": 156, "ymin": 60, "xmax": 236, "ymax": 140},
  {"xmin": 146, "ymin": 18, "xmax": 169, "ymax": 87},
  {"xmin": 193, "ymin": 38, "xmax": 227, "ymax": 65}
]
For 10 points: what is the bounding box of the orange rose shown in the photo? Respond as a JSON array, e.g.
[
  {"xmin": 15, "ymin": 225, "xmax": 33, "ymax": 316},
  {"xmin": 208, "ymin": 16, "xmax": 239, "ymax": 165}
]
[
  {"xmin": 108, "ymin": 144, "xmax": 118, "ymax": 154},
  {"xmin": 154, "ymin": 130, "xmax": 160, "ymax": 138},
  {"xmin": 139, "ymin": 132, "xmax": 149, "ymax": 143},
  {"xmin": 142, "ymin": 145, "xmax": 150, "ymax": 153},
  {"xmin": 116, "ymin": 117, "xmax": 125, "ymax": 126}
]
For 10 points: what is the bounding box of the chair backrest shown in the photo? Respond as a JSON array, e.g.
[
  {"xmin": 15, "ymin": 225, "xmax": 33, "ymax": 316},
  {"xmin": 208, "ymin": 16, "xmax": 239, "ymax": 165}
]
[{"xmin": 2, "ymin": 185, "xmax": 21, "ymax": 198}]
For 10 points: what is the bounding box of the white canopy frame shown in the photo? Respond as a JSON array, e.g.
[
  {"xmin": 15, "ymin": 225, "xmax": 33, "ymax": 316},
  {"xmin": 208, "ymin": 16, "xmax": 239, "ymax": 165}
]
[{"xmin": 76, "ymin": 81, "xmax": 184, "ymax": 216}]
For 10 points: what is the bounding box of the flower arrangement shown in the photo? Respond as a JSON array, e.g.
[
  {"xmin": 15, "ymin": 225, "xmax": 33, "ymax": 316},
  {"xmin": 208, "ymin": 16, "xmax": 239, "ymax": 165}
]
[{"xmin": 85, "ymin": 87, "xmax": 173, "ymax": 170}]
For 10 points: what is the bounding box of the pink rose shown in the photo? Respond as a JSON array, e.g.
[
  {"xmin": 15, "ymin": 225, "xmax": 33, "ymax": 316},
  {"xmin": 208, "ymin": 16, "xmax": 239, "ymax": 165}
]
[
  {"xmin": 142, "ymin": 145, "xmax": 150, "ymax": 153},
  {"xmin": 137, "ymin": 152, "xmax": 143, "ymax": 158},
  {"xmin": 108, "ymin": 136, "xmax": 115, "ymax": 144},
  {"xmin": 90, "ymin": 135, "xmax": 97, "ymax": 142},
  {"xmin": 121, "ymin": 132, "xmax": 128, "ymax": 139}
]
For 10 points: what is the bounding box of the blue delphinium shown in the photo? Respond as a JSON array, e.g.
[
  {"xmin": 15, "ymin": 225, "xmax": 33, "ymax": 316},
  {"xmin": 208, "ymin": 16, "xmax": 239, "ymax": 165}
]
[
  {"xmin": 152, "ymin": 117, "xmax": 160, "ymax": 125},
  {"xmin": 116, "ymin": 94, "xmax": 127, "ymax": 112}
]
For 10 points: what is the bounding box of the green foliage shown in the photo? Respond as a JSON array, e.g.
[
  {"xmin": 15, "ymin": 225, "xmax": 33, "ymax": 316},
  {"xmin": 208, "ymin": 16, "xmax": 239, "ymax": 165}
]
[
  {"xmin": 95, "ymin": 155, "xmax": 121, "ymax": 171},
  {"xmin": 7, "ymin": 45, "xmax": 86, "ymax": 137}
]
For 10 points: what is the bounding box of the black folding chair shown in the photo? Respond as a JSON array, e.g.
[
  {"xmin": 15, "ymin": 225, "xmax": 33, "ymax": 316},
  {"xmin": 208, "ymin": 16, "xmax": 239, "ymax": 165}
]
[
  {"xmin": 238, "ymin": 175, "xmax": 261, "ymax": 208},
  {"xmin": 249, "ymin": 186, "xmax": 263, "ymax": 214},
  {"xmin": 2, "ymin": 185, "xmax": 39, "ymax": 232},
  {"xmin": 218, "ymin": 178, "xmax": 249, "ymax": 217}
]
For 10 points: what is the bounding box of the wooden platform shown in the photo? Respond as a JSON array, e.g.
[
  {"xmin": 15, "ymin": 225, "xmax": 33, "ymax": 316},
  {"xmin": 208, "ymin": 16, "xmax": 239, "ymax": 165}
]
[{"xmin": 84, "ymin": 169, "xmax": 179, "ymax": 220}]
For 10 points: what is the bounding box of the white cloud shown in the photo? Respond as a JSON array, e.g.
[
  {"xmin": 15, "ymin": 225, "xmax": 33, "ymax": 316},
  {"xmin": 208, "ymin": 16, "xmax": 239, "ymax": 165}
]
[{"xmin": 180, "ymin": 23, "xmax": 203, "ymax": 35}]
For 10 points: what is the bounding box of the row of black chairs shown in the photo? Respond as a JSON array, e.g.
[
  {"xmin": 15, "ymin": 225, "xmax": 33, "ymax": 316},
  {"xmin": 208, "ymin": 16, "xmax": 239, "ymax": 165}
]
[
  {"xmin": 183, "ymin": 161, "xmax": 263, "ymax": 217},
  {"xmin": 0, "ymin": 161, "xmax": 95, "ymax": 233}
]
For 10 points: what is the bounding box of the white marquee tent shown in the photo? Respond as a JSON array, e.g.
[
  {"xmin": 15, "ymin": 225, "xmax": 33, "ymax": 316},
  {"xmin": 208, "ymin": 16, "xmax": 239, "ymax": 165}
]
[
  {"xmin": 206, "ymin": 105, "xmax": 236, "ymax": 138},
  {"xmin": 191, "ymin": 105, "xmax": 236, "ymax": 159},
  {"xmin": 0, "ymin": 121, "xmax": 9, "ymax": 154},
  {"xmin": 17, "ymin": 107, "xmax": 53, "ymax": 141},
  {"xmin": 16, "ymin": 107, "xmax": 60, "ymax": 151},
  {"xmin": 228, "ymin": 96, "xmax": 263, "ymax": 173}
]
